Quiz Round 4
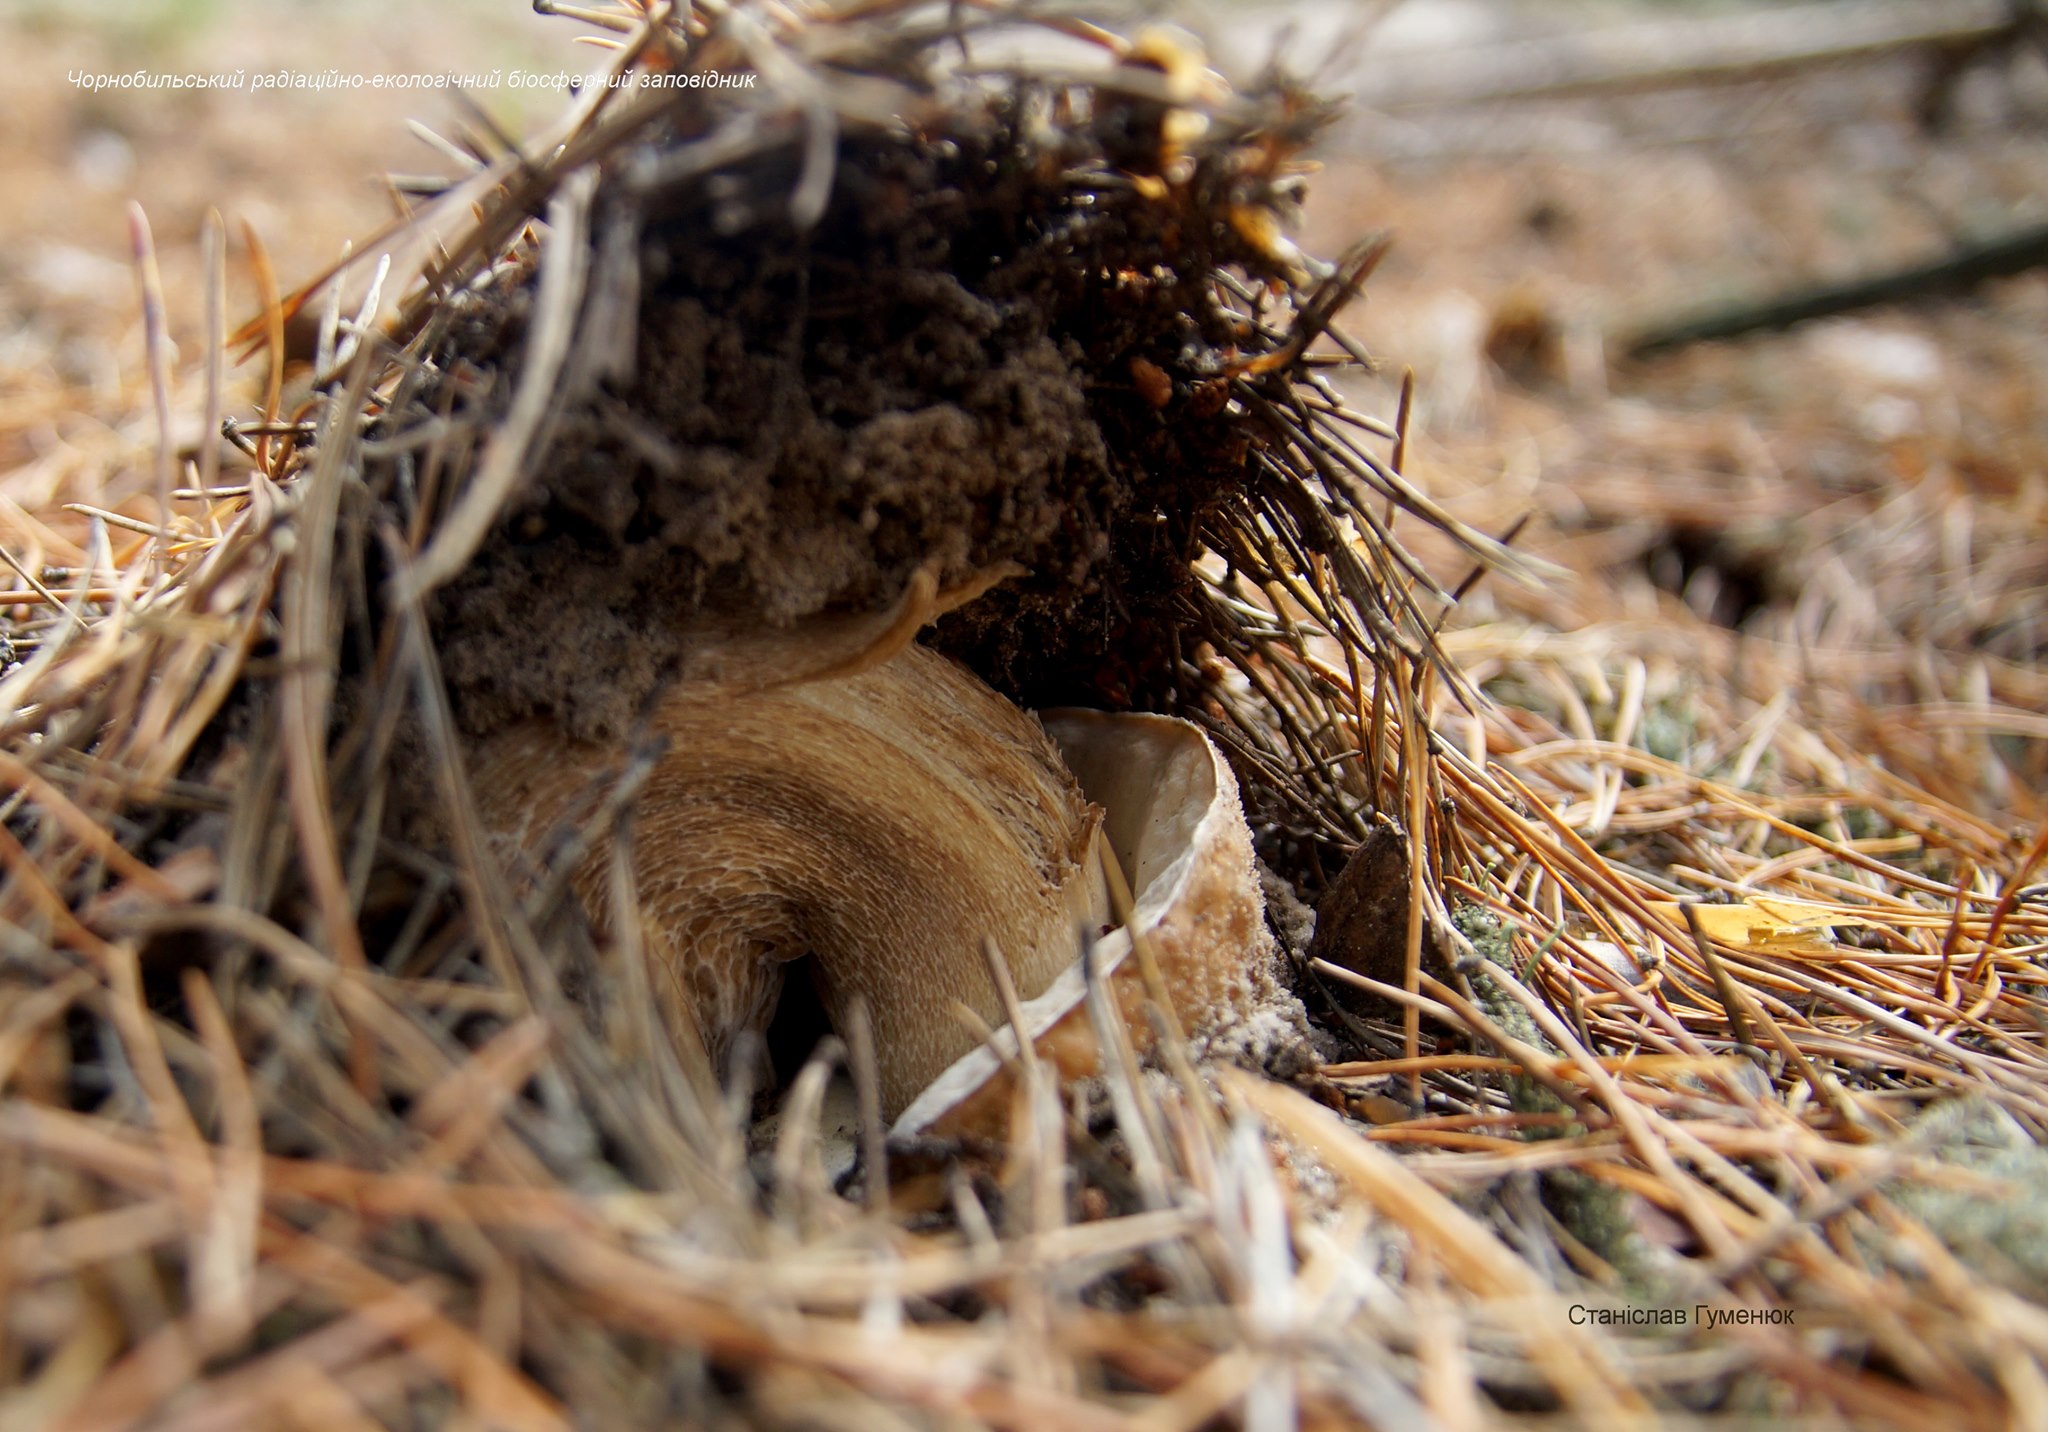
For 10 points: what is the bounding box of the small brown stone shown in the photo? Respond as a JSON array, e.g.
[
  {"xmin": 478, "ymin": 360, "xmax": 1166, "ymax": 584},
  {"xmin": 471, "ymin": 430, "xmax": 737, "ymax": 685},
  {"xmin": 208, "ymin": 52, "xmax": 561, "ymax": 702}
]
[{"xmin": 1307, "ymin": 823, "xmax": 1413, "ymax": 988}]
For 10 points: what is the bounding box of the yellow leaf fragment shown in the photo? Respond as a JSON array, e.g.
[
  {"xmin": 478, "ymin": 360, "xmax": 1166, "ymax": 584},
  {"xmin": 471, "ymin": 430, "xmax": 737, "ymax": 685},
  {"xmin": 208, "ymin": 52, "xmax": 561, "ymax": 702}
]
[{"xmin": 1652, "ymin": 898, "xmax": 1874, "ymax": 957}]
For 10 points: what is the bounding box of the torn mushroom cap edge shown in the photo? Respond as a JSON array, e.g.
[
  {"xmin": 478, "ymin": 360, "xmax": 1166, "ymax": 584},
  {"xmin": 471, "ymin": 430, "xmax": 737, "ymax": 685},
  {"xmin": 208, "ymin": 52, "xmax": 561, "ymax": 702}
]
[{"xmin": 891, "ymin": 707, "xmax": 1280, "ymax": 1138}]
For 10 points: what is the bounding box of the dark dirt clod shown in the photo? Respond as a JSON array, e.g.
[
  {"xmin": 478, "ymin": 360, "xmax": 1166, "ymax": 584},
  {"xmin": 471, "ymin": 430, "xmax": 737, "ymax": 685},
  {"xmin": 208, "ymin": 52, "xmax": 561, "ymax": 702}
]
[{"xmin": 419, "ymin": 122, "xmax": 1294, "ymax": 744}]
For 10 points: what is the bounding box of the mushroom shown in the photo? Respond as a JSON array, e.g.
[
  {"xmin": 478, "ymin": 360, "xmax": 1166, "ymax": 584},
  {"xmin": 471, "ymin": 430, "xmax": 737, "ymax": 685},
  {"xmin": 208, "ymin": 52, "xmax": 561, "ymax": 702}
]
[{"xmin": 467, "ymin": 603, "xmax": 1279, "ymax": 1133}]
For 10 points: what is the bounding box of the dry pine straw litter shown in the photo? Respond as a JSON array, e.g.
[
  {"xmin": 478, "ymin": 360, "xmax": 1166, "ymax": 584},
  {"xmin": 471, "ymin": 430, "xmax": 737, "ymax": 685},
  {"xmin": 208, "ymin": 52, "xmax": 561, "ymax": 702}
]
[{"xmin": 3, "ymin": 2, "xmax": 2048, "ymax": 1428}]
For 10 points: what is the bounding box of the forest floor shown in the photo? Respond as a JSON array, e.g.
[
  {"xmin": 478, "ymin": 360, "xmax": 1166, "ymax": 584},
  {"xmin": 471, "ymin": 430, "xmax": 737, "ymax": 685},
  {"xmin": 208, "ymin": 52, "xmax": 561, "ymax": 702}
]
[{"xmin": 5, "ymin": 2, "xmax": 2047, "ymax": 1427}]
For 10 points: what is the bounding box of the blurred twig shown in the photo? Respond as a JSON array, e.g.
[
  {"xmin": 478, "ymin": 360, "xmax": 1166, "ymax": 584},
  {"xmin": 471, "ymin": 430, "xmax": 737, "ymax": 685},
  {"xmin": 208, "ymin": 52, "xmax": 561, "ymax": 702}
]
[{"xmin": 1625, "ymin": 220, "xmax": 2048, "ymax": 356}]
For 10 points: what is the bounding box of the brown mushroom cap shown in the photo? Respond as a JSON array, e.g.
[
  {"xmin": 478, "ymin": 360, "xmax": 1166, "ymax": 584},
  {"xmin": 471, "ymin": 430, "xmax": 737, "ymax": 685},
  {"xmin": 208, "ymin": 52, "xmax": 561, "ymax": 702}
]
[
  {"xmin": 469, "ymin": 631, "xmax": 1280, "ymax": 1132},
  {"xmin": 469, "ymin": 642, "xmax": 1110, "ymax": 1116}
]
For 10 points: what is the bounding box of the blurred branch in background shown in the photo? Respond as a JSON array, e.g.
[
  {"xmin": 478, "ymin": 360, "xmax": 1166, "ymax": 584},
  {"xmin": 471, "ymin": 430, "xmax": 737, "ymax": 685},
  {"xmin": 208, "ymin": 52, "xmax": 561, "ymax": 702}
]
[{"xmin": 1626, "ymin": 218, "xmax": 2048, "ymax": 355}]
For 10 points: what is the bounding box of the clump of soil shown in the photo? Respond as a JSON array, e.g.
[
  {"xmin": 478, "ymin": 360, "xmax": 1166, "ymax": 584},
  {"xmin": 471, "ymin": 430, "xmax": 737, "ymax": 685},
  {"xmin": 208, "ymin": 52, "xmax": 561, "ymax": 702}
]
[{"xmin": 416, "ymin": 116, "xmax": 1303, "ymax": 744}]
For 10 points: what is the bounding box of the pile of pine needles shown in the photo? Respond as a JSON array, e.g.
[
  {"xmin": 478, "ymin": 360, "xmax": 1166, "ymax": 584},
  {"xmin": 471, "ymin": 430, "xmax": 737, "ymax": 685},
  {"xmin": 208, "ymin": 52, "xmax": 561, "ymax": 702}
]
[{"xmin": 3, "ymin": 2, "xmax": 2046, "ymax": 1427}]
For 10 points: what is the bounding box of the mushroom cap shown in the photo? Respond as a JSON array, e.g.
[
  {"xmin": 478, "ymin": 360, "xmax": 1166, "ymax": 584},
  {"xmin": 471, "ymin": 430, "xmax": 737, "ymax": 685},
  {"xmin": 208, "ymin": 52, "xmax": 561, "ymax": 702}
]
[
  {"xmin": 469, "ymin": 642, "xmax": 1110, "ymax": 1116},
  {"xmin": 892, "ymin": 707, "xmax": 1279, "ymax": 1136},
  {"xmin": 469, "ymin": 635, "xmax": 1280, "ymax": 1134}
]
